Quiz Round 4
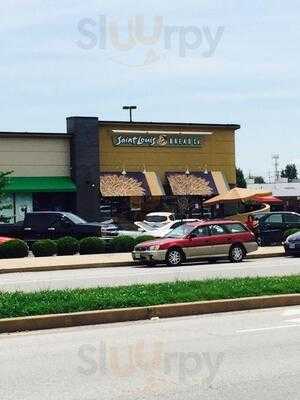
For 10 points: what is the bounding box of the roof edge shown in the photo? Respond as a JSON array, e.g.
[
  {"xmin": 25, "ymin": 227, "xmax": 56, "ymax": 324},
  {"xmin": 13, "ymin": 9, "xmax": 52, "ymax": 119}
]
[
  {"xmin": 0, "ymin": 132, "xmax": 70, "ymax": 138},
  {"xmin": 98, "ymin": 120, "xmax": 240, "ymax": 130}
]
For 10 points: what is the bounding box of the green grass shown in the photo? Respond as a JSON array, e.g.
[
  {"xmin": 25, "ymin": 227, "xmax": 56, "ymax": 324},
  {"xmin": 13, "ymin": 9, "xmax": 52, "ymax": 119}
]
[{"xmin": 0, "ymin": 275, "xmax": 300, "ymax": 319}]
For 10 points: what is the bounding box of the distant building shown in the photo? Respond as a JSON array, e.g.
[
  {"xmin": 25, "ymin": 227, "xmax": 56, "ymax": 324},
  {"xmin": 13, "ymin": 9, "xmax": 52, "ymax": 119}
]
[{"xmin": 248, "ymin": 182, "xmax": 300, "ymax": 212}]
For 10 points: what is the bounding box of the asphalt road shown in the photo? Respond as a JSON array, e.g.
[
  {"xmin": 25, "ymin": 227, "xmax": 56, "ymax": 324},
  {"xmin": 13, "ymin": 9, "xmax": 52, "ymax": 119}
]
[
  {"xmin": 1, "ymin": 306, "xmax": 299, "ymax": 400},
  {"xmin": 0, "ymin": 256, "xmax": 299, "ymax": 292}
]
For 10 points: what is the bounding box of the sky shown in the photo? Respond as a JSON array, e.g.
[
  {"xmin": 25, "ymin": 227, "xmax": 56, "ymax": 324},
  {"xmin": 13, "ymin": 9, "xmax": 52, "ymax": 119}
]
[{"xmin": 1, "ymin": 0, "xmax": 299, "ymax": 180}]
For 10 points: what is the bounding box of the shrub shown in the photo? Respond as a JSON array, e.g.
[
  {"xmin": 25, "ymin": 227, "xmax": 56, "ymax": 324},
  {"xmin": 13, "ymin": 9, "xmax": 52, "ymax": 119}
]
[
  {"xmin": 283, "ymin": 228, "xmax": 300, "ymax": 241},
  {"xmin": 111, "ymin": 235, "xmax": 135, "ymax": 253},
  {"xmin": 104, "ymin": 239, "xmax": 114, "ymax": 253},
  {"xmin": 56, "ymin": 236, "xmax": 79, "ymax": 256},
  {"xmin": 32, "ymin": 240, "xmax": 57, "ymax": 257},
  {"xmin": 0, "ymin": 239, "xmax": 29, "ymax": 259},
  {"xmin": 134, "ymin": 235, "xmax": 156, "ymax": 246},
  {"xmin": 79, "ymin": 237, "xmax": 105, "ymax": 255}
]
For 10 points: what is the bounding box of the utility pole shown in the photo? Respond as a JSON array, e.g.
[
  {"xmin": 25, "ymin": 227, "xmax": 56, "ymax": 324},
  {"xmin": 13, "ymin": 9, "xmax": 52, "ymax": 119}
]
[
  {"xmin": 272, "ymin": 154, "xmax": 280, "ymax": 182},
  {"xmin": 268, "ymin": 170, "xmax": 271, "ymax": 183}
]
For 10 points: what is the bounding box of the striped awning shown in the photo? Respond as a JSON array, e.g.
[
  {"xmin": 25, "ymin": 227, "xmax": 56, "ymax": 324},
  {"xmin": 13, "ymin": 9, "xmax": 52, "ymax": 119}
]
[{"xmin": 166, "ymin": 171, "xmax": 221, "ymax": 196}]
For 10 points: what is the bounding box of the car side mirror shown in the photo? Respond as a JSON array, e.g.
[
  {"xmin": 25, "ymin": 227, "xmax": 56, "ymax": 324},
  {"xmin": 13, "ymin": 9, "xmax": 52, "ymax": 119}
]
[{"xmin": 188, "ymin": 233, "xmax": 197, "ymax": 239}]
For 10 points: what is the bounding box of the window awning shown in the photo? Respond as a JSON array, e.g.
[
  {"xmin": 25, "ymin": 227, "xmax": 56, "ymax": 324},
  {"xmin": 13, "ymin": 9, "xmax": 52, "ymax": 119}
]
[
  {"xmin": 100, "ymin": 172, "xmax": 165, "ymax": 197},
  {"xmin": 166, "ymin": 171, "xmax": 219, "ymax": 196},
  {"xmin": 3, "ymin": 177, "xmax": 77, "ymax": 193},
  {"xmin": 143, "ymin": 172, "xmax": 165, "ymax": 196},
  {"xmin": 100, "ymin": 172, "xmax": 151, "ymax": 197},
  {"xmin": 211, "ymin": 171, "xmax": 230, "ymax": 194}
]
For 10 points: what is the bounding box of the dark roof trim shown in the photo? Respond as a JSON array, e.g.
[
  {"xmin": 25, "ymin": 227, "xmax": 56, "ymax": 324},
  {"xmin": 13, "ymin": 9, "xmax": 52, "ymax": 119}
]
[
  {"xmin": 0, "ymin": 132, "xmax": 70, "ymax": 138},
  {"xmin": 98, "ymin": 120, "xmax": 240, "ymax": 130}
]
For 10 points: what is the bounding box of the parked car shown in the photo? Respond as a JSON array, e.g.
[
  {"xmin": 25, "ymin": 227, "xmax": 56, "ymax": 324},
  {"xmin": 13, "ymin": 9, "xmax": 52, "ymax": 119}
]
[
  {"xmin": 0, "ymin": 212, "xmax": 104, "ymax": 243},
  {"xmin": 136, "ymin": 219, "xmax": 201, "ymax": 238},
  {"xmin": 132, "ymin": 220, "xmax": 257, "ymax": 266},
  {"xmin": 135, "ymin": 212, "xmax": 175, "ymax": 231},
  {"xmin": 283, "ymin": 231, "xmax": 300, "ymax": 256},
  {"xmin": 256, "ymin": 212, "xmax": 300, "ymax": 245},
  {"xmin": 99, "ymin": 219, "xmax": 119, "ymax": 236}
]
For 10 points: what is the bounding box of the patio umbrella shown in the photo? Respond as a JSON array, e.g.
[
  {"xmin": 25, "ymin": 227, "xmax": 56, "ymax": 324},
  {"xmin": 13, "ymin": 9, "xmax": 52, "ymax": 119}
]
[
  {"xmin": 203, "ymin": 187, "xmax": 272, "ymax": 205},
  {"xmin": 252, "ymin": 195, "xmax": 283, "ymax": 204}
]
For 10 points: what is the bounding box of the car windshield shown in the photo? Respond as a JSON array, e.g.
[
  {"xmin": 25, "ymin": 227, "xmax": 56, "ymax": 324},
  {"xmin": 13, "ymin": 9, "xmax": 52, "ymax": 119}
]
[
  {"xmin": 63, "ymin": 213, "xmax": 86, "ymax": 224},
  {"xmin": 145, "ymin": 215, "xmax": 168, "ymax": 223},
  {"xmin": 165, "ymin": 224, "xmax": 195, "ymax": 238},
  {"xmin": 252, "ymin": 213, "xmax": 266, "ymax": 221}
]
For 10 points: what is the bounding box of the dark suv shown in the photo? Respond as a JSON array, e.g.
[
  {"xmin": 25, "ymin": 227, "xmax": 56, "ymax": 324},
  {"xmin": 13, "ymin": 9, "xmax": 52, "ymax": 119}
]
[{"xmin": 257, "ymin": 212, "xmax": 300, "ymax": 245}]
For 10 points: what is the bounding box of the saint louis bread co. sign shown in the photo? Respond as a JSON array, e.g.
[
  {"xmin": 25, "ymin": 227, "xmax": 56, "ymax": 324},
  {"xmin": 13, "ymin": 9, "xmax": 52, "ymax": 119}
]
[{"xmin": 112, "ymin": 132, "xmax": 204, "ymax": 148}]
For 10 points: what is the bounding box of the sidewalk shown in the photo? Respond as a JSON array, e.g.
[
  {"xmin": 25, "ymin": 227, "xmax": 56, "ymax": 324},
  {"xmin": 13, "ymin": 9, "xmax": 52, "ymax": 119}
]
[
  {"xmin": 0, "ymin": 252, "xmax": 134, "ymax": 274},
  {"xmin": 0, "ymin": 246, "xmax": 285, "ymax": 274}
]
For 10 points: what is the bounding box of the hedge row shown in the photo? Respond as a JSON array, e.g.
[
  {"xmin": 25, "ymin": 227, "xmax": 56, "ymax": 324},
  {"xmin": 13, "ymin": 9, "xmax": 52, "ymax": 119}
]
[
  {"xmin": 0, "ymin": 239, "xmax": 29, "ymax": 259},
  {"xmin": 0, "ymin": 235, "xmax": 156, "ymax": 259}
]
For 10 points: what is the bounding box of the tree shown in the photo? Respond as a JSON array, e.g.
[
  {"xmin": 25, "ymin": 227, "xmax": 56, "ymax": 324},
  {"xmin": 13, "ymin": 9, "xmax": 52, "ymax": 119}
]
[
  {"xmin": 254, "ymin": 176, "xmax": 265, "ymax": 184},
  {"xmin": 236, "ymin": 168, "xmax": 246, "ymax": 188},
  {"xmin": 0, "ymin": 171, "xmax": 12, "ymax": 223},
  {"xmin": 281, "ymin": 164, "xmax": 298, "ymax": 182}
]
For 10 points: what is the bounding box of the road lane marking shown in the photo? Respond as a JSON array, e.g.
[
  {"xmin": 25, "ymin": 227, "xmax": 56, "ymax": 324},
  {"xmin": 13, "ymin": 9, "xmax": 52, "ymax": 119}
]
[
  {"xmin": 236, "ymin": 324, "xmax": 300, "ymax": 333},
  {"xmin": 282, "ymin": 308, "xmax": 300, "ymax": 316},
  {"xmin": 285, "ymin": 318, "xmax": 300, "ymax": 323}
]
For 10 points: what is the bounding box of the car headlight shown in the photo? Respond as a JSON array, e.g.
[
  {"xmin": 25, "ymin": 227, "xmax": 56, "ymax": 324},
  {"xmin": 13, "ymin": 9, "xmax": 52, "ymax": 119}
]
[{"xmin": 149, "ymin": 244, "xmax": 160, "ymax": 251}]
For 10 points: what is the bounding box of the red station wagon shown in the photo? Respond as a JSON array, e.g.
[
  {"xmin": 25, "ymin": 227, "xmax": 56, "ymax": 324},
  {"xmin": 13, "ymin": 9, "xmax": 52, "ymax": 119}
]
[{"xmin": 132, "ymin": 220, "xmax": 258, "ymax": 266}]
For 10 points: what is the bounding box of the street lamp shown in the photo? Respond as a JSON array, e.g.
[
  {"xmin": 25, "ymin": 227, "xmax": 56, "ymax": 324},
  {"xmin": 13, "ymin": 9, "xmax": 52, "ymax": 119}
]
[
  {"xmin": 122, "ymin": 106, "xmax": 137, "ymax": 123},
  {"xmin": 184, "ymin": 167, "xmax": 190, "ymax": 219}
]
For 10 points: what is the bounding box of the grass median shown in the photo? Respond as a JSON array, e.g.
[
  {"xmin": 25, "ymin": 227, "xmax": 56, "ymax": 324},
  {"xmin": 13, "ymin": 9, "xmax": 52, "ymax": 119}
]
[{"xmin": 1, "ymin": 275, "xmax": 300, "ymax": 319}]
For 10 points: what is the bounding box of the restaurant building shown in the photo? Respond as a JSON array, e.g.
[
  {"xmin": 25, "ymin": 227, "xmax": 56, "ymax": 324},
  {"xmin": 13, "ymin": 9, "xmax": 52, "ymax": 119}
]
[{"xmin": 0, "ymin": 116, "xmax": 240, "ymax": 222}]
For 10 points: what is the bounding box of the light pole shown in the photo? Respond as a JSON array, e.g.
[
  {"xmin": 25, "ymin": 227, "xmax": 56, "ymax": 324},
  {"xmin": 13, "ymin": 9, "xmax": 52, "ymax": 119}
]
[
  {"xmin": 122, "ymin": 106, "xmax": 137, "ymax": 122},
  {"xmin": 184, "ymin": 168, "xmax": 190, "ymax": 219}
]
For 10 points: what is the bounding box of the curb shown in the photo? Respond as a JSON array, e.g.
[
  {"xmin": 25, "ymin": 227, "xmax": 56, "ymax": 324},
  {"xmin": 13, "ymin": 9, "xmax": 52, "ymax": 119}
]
[
  {"xmin": 0, "ymin": 252, "xmax": 284, "ymax": 274},
  {"xmin": 0, "ymin": 294, "xmax": 299, "ymax": 334},
  {"xmin": 247, "ymin": 252, "xmax": 284, "ymax": 260}
]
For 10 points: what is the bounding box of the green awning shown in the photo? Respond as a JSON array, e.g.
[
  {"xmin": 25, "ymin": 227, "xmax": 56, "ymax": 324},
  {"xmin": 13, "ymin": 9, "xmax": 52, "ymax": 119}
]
[{"xmin": 3, "ymin": 177, "xmax": 77, "ymax": 193}]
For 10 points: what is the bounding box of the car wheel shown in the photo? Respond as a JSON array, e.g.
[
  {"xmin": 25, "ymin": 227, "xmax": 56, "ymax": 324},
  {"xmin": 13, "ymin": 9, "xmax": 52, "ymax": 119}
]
[
  {"xmin": 229, "ymin": 245, "xmax": 245, "ymax": 263},
  {"xmin": 166, "ymin": 248, "xmax": 183, "ymax": 266}
]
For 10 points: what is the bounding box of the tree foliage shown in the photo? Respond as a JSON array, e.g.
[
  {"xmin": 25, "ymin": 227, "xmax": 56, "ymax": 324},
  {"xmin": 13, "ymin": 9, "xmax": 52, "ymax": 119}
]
[
  {"xmin": 0, "ymin": 172, "xmax": 12, "ymax": 223},
  {"xmin": 281, "ymin": 164, "xmax": 298, "ymax": 182},
  {"xmin": 254, "ymin": 176, "xmax": 265, "ymax": 184},
  {"xmin": 236, "ymin": 168, "xmax": 247, "ymax": 188}
]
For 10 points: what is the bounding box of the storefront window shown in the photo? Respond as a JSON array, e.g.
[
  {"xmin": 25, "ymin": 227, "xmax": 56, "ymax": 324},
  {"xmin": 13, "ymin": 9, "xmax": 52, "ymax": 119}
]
[
  {"xmin": 0, "ymin": 194, "xmax": 14, "ymax": 223},
  {"xmin": 33, "ymin": 193, "xmax": 74, "ymax": 213}
]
